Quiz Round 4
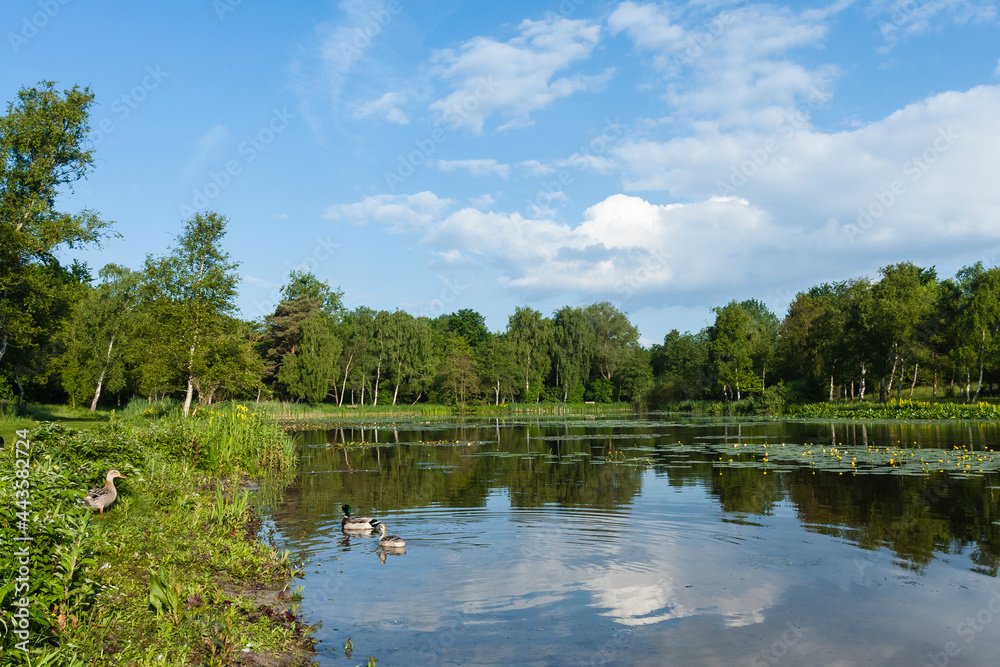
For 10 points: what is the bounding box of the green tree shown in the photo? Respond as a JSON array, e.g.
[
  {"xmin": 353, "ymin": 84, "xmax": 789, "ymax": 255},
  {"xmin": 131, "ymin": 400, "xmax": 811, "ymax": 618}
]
[
  {"xmin": 57, "ymin": 264, "xmax": 141, "ymax": 410},
  {"xmin": 142, "ymin": 212, "xmax": 240, "ymax": 417},
  {"xmin": 506, "ymin": 306, "xmax": 552, "ymax": 402},
  {"xmin": 584, "ymin": 301, "xmax": 640, "ymax": 385},
  {"xmin": 650, "ymin": 329, "xmax": 710, "ymax": 401},
  {"xmin": 477, "ymin": 332, "xmax": 519, "ymax": 405},
  {"xmin": 552, "ymin": 306, "xmax": 595, "ymax": 402},
  {"xmin": 1, "ymin": 81, "xmax": 112, "ymax": 379},
  {"xmin": 277, "ymin": 310, "xmax": 341, "ymax": 403},
  {"xmin": 709, "ymin": 301, "xmax": 763, "ymax": 400},
  {"xmin": 953, "ymin": 263, "xmax": 1000, "ymax": 402},
  {"xmin": 381, "ymin": 311, "xmax": 431, "ymax": 405},
  {"xmin": 870, "ymin": 263, "xmax": 936, "ymax": 400}
]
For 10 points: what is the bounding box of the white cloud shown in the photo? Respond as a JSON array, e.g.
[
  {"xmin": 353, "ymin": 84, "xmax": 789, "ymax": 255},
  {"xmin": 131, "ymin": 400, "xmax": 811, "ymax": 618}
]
[
  {"xmin": 328, "ymin": 190, "xmax": 784, "ymax": 296},
  {"xmin": 323, "ymin": 191, "xmax": 453, "ymax": 232},
  {"xmin": 434, "ymin": 159, "xmax": 510, "ymax": 179},
  {"xmin": 555, "ymin": 153, "xmax": 617, "ymax": 172},
  {"xmin": 609, "ymin": 2, "xmax": 838, "ymax": 130},
  {"xmin": 616, "ymin": 85, "xmax": 1000, "ymax": 254},
  {"xmin": 520, "ymin": 159, "xmax": 557, "ymax": 176},
  {"xmin": 470, "ymin": 193, "xmax": 496, "ymax": 208},
  {"xmin": 429, "ymin": 16, "xmax": 609, "ymax": 132},
  {"xmin": 867, "ymin": 0, "xmax": 998, "ymax": 50},
  {"xmin": 351, "ymin": 91, "xmax": 409, "ymax": 124}
]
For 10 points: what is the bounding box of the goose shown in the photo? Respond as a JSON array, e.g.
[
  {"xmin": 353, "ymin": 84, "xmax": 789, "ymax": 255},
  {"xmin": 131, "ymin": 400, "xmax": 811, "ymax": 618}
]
[
  {"xmin": 81, "ymin": 469, "xmax": 125, "ymax": 515},
  {"xmin": 378, "ymin": 522, "xmax": 406, "ymax": 548},
  {"xmin": 341, "ymin": 504, "xmax": 381, "ymax": 532}
]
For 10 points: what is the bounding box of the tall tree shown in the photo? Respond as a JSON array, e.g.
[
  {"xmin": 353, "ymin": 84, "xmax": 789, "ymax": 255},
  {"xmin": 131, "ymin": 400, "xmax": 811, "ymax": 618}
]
[
  {"xmin": 584, "ymin": 301, "xmax": 640, "ymax": 384},
  {"xmin": 708, "ymin": 301, "xmax": 761, "ymax": 400},
  {"xmin": 1, "ymin": 81, "xmax": 112, "ymax": 375},
  {"xmin": 143, "ymin": 211, "xmax": 240, "ymax": 417},
  {"xmin": 506, "ymin": 306, "xmax": 552, "ymax": 402},
  {"xmin": 477, "ymin": 332, "xmax": 519, "ymax": 405},
  {"xmin": 277, "ymin": 310, "xmax": 341, "ymax": 403},
  {"xmin": 870, "ymin": 262, "xmax": 936, "ymax": 400},
  {"xmin": 58, "ymin": 264, "xmax": 141, "ymax": 410},
  {"xmin": 552, "ymin": 306, "xmax": 595, "ymax": 402},
  {"xmin": 953, "ymin": 263, "xmax": 1000, "ymax": 402},
  {"xmin": 264, "ymin": 270, "xmax": 344, "ymax": 399}
]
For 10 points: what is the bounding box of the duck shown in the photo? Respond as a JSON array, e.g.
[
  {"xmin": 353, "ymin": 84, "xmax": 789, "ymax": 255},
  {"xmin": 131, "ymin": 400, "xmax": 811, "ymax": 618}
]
[
  {"xmin": 81, "ymin": 469, "xmax": 125, "ymax": 515},
  {"xmin": 341, "ymin": 504, "xmax": 381, "ymax": 532},
  {"xmin": 378, "ymin": 522, "xmax": 406, "ymax": 548}
]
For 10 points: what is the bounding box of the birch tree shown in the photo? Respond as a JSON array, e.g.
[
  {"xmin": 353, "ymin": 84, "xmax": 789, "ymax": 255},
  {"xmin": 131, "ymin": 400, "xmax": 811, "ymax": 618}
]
[{"xmin": 143, "ymin": 212, "xmax": 239, "ymax": 417}]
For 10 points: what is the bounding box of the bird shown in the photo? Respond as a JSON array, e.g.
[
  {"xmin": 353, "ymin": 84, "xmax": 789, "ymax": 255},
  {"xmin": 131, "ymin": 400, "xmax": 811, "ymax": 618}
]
[
  {"xmin": 80, "ymin": 469, "xmax": 125, "ymax": 515},
  {"xmin": 341, "ymin": 504, "xmax": 381, "ymax": 532},
  {"xmin": 378, "ymin": 522, "xmax": 406, "ymax": 548}
]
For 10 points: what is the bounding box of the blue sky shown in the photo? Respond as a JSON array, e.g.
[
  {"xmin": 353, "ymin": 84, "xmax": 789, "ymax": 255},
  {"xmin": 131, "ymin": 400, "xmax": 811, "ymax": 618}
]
[{"xmin": 4, "ymin": 0, "xmax": 999, "ymax": 343}]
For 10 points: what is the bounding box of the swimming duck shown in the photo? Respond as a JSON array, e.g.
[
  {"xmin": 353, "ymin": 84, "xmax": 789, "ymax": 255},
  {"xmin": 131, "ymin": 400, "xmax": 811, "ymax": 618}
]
[
  {"xmin": 81, "ymin": 469, "xmax": 125, "ymax": 515},
  {"xmin": 341, "ymin": 504, "xmax": 381, "ymax": 532},
  {"xmin": 378, "ymin": 522, "xmax": 406, "ymax": 548}
]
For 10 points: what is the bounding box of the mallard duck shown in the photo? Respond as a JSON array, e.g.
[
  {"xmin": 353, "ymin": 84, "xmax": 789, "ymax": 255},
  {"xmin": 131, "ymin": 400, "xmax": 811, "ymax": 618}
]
[
  {"xmin": 81, "ymin": 469, "xmax": 125, "ymax": 515},
  {"xmin": 341, "ymin": 504, "xmax": 380, "ymax": 532},
  {"xmin": 378, "ymin": 522, "xmax": 406, "ymax": 548}
]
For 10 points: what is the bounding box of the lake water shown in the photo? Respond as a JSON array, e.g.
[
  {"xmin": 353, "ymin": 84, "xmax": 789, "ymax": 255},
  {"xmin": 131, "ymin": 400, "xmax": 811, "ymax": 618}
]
[{"xmin": 267, "ymin": 416, "xmax": 1000, "ymax": 666}]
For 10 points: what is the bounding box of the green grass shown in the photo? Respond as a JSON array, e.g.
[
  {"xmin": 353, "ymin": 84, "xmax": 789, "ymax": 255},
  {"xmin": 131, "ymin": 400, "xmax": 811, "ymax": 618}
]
[
  {"xmin": 0, "ymin": 410, "xmax": 311, "ymax": 665},
  {"xmin": 250, "ymin": 399, "xmax": 633, "ymax": 428},
  {"xmin": 786, "ymin": 399, "xmax": 1000, "ymax": 420}
]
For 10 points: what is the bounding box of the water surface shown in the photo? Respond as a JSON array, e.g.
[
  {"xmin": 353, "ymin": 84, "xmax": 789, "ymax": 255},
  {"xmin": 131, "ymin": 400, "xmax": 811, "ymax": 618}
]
[{"xmin": 268, "ymin": 416, "xmax": 1000, "ymax": 666}]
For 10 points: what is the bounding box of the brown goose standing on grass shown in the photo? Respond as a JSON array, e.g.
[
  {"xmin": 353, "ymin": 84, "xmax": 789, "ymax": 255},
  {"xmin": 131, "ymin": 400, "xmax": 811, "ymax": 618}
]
[{"xmin": 81, "ymin": 469, "xmax": 125, "ymax": 515}]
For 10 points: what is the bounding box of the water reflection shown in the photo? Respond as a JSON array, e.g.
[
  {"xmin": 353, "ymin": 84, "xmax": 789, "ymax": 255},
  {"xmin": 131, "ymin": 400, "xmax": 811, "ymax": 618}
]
[{"xmin": 271, "ymin": 417, "xmax": 1000, "ymax": 665}]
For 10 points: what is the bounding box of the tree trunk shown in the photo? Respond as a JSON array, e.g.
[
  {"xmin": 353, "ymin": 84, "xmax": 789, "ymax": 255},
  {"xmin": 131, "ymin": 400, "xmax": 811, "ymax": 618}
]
[
  {"xmin": 90, "ymin": 335, "xmax": 116, "ymax": 412},
  {"xmin": 182, "ymin": 337, "xmax": 198, "ymax": 418},
  {"xmin": 14, "ymin": 369, "xmax": 25, "ymax": 407},
  {"xmin": 338, "ymin": 353, "xmax": 354, "ymax": 406},
  {"xmin": 965, "ymin": 371, "xmax": 971, "ymax": 404},
  {"xmin": 859, "ymin": 363, "xmax": 866, "ymax": 401},
  {"xmin": 373, "ymin": 357, "xmax": 381, "ymax": 406},
  {"xmin": 829, "ymin": 374, "xmax": 834, "ymax": 402},
  {"xmin": 974, "ymin": 359, "xmax": 985, "ymax": 403},
  {"xmin": 933, "ymin": 368, "xmax": 938, "ymax": 398},
  {"xmin": 496, "ymin": 379, "xmax": 501, "ymax": 405},
  {"xmin": 908, "ymin": 363, "xmax": 919, "ymax": 398},
  {"xmin": 897, "ymin": 360, "xmax": 905, "ymax": 402},
  {"xmin": 885, "ymin": 355, "xmax": 899, "ymax": 397},
  {"xmin": 850, "ymin": 380, "xmax": 855, "ymax": 401},
  {"xmin": 0, "ymin": 335, "xmax": 7, "ymax": 365}
]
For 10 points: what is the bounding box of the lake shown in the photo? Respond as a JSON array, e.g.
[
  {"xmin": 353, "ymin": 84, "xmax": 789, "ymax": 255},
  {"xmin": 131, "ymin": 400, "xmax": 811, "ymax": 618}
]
[{"xmin": 266, "ymin": 416, "xmax": 1000, "ymax": 666}]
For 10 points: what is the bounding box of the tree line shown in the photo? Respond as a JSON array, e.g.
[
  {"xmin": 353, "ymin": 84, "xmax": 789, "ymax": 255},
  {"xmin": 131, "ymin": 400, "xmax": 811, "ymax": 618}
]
[{"xmin": 3, "ymin": 82, "xmax": 999, "ymax": 413}]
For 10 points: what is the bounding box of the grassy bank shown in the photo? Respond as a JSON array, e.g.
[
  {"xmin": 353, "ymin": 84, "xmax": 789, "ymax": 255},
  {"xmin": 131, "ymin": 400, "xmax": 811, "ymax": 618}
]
[
  {"xmin": 250, "ymin": 399, "xmax": 634, "ymax": 429},
  {"xmin": 653, "ymin": 396, "xmax": 1000, "ymax": 420},
  {"xmin": 0, "ymin": 405, "xmax": 311, "ymax": 665}
]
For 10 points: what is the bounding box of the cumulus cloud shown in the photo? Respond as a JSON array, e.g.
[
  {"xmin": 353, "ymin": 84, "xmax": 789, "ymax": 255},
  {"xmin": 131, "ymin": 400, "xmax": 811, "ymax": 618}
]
[
  {"xmin": 616, "ymin": 85, "xmax": 1000, "ymax": 253},
  {"xmin": 434, "ymin": 158, "xmax": 511, "ymax": 179},
  {"xmin": 351, "ymin": 91, "xmax": 409, "ymax": 124},
  {"xmin": 429, "ymin": 15, "xmax": 610, "ymax": 132},
  {"xmin": 609, "ymin": 2, "xmax": 837, "ymax": 130},
  {"xmin": 323, "ymin": 191, "xmax": 453, "ymax": 232},
  {"xmin": 325, "ymin": 189, "xmax": 790, "ymax": 297}
]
